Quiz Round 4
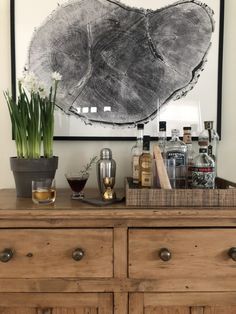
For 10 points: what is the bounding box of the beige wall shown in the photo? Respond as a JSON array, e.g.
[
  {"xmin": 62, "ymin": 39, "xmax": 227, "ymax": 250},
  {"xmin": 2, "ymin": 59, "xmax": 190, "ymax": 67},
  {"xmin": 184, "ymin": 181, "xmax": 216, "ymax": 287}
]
[{"xmin": 0, "ymin": 0, "xmax": 236, "ymax": 189}]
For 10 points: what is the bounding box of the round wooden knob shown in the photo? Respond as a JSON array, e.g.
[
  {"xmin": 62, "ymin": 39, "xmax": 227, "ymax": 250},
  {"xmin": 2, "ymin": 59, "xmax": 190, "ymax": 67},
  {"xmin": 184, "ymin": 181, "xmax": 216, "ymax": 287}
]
[
  {"xmin": 228, "ymin": 247, "xmax": 236, "ymax": 261},
  {"xmin": 159, "ymin": 248, "xmax": 172, "ymax": 262},
  {"xmin": 0, "ymin": 248, "xmax": 13, "ymax": 263},
  {"xmin": 72, "ymin": 248, "xmax": 85, "ymax": 261}
]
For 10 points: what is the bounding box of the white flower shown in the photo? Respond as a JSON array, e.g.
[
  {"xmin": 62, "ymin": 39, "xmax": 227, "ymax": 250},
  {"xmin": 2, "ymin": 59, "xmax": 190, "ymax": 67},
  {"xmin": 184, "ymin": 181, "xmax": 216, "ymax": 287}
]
[
  {"xmin": 21, "ymin": 71, "xmax": 40, "ymax": 93},
  {"xmin": 51, "ymin": 72, "xmax": 62, "ymax": 81}
]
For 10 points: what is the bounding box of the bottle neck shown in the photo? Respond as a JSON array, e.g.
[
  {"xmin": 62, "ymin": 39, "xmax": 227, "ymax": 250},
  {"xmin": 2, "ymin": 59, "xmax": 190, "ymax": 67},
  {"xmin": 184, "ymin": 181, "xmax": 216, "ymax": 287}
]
[
  {"xmin": 183, "ymin": 132, "xmax": 192, "ymax": 145},
  {"xmin": 171, "ymin": 133, "xmax": 179, "ymax": 141},
  {"xmin": 199, "ymin": 147, "xmax": 208, "ymax": 154},
  {"xmin": 143, "ymin": 143, "xmax": 150, "ymax": 153},
  {"xmin": 159, "ymin": 129, "xmax": 166, "ymax": 139},
  {"xmin": 137, "ymin": 129, "xmax": 144, "ymax": 143},
  {"xmin": 143, "ymin": 139, "xmax": 150, "ymax": 153}
]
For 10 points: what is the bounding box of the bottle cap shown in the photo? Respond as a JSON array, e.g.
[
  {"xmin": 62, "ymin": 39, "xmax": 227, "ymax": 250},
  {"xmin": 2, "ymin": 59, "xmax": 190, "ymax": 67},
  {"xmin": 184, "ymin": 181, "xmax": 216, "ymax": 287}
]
[
  {"xmin": 137, "ymin": 123, "xmax": 144, "ymax": 130},
  {"xmin": 100, "ymin": 148, "xmax": 112, "ymax": 159},
  {"xmin": 204, "ymin": 121, "xmax": 213, "ymax": 130},
  {"xmin": 183, "ymin": 126, "xmax": 191, "ymax": 131},
  {"xmin": 159, "ymin": 121, "xmax": 166, "ymax": 131}
]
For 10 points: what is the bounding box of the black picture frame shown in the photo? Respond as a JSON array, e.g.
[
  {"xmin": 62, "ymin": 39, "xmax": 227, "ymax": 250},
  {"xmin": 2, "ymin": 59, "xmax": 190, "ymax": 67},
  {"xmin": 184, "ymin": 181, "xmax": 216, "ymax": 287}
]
[{"xmin": 10, "ymin": 0, "xmax": 225, "ymax": 141}]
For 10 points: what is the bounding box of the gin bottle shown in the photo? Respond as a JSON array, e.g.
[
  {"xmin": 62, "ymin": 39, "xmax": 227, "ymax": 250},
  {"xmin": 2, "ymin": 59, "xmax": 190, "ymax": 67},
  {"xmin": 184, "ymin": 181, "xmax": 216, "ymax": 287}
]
[
  {"xmin": 165, "ymin": 129, "xmax": 187, "ymax": 188},
  {"xmin": 131, "ymin": 124, "xmax": 144, "ymax": 184},
  {"xmin": 192, "ymin": 146, "xmax": 215, "ymax": 189}
]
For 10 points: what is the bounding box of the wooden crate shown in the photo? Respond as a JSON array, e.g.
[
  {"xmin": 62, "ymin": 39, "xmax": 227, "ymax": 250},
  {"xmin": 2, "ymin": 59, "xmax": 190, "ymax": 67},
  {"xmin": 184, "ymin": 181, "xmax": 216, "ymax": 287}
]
[{"xmin": 125, "ymin": 177, "xmax": 236, "ymax": 207}]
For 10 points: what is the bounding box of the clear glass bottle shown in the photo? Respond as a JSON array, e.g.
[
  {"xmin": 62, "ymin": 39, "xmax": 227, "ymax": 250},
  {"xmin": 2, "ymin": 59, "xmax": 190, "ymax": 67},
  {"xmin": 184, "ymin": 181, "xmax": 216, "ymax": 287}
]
[
  {"xmin": 131, "ymin": 124, "xmax": 144, "ymax": 184},
  {"xmin": 199, "ymin": 121, "xmax": 219, "ymax": 162},
  {"xmin": 158, "ymin": 121, "xmax": 167, "ymax": 155},
  {"xmin": 139, "ymin": 135, "xmax": 152, "ymax": 188},
  {"xmin": 165, "ymin": 129, "xmax": 187, "ymax": 188},
  {"xmin": 183, "ymin": 126, "xmax": 196, "ymax": 188},
  {"xmin": 191, "ymin": 144, "xmax": 215, "ymax": 189}
]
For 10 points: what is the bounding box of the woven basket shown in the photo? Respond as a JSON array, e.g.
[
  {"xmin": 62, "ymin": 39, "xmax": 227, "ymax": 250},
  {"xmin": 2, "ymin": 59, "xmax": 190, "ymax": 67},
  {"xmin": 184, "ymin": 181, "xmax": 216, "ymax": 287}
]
[{"xmin": 125, "ymin": 177, "xmax": 236, "ymax": 207}]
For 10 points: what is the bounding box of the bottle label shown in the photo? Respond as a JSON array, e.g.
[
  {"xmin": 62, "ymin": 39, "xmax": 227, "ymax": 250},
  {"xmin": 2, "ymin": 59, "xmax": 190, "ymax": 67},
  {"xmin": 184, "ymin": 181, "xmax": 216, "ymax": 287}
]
[
  {"xmin": 132, "ymin": 156, "xmax": 140, "ymax": 181},
  {"xmin": 208, "ymin": 145, "xmax": 213, "ymax": 156},
  {"xmin": 166, "ymin": 151, "xmax": 186, "ymax": 166},
  {"xmin": 141, "ymin": 171, "xmax": 152, "ymax": 187},
  {"xmin": 142, "ymin": 161, "xmax": 152, "ymax": 169},
  {"xmin": 192, "ymin": 166, "xmax": 215, "ymax": 188}
]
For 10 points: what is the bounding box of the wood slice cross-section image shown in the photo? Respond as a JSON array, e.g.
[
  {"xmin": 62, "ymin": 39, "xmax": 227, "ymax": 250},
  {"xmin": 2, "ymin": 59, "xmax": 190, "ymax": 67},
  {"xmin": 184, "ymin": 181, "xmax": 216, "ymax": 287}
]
[{"xmin": 27, "ymin": 0, "xmax": 214, "ymax": 127}]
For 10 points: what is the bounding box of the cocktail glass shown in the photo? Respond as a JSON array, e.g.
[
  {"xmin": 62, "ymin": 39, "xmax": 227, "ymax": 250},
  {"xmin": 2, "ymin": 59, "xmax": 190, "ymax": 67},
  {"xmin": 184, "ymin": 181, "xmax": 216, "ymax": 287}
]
[{"xmin": 65, "ymin": 173, "xmax": 89, "ymax": 199}]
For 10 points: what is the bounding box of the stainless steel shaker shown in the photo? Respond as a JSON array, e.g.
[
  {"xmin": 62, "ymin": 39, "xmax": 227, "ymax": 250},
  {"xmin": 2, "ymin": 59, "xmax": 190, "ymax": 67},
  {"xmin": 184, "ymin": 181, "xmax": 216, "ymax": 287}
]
[{"xmin": 97, "ymin": 148, "xmax": 116, "ymax": 196}]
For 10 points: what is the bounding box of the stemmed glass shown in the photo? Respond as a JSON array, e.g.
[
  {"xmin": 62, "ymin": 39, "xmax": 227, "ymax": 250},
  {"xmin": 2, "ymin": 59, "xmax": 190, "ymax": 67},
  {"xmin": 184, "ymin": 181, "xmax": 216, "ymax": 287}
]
[{"xmin": 65, "ymin": 172, "xmax": 89, "ymax": 199}]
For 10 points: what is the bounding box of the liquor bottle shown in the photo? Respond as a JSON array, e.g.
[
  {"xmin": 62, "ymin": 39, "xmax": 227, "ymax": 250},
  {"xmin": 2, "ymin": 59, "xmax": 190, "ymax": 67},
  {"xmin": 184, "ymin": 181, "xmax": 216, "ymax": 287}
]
[
  {"xmin": 191, "ymin": 142, "xmax": 215, "ymax": 189},
  {"xmin": 158, "ymin": 121, "xmax": 167, "ymax": 155},
  {"xmin": 131, "ymin": 124, "xmax": 144, "ymax": 184},
  {"xmin": 183, "ymin": 126, "xmax": 196, "ymax": 188},
  {"xmin": 139, "ymin": 135, "xmax": 152, "ymax": 188},
  {"xmin": 165, "ymin": 129, "xmax": 187, "ymax": 188},
  {"xmin": 199, "ymin": 121, "xmax": 219, "ymax": 162}
]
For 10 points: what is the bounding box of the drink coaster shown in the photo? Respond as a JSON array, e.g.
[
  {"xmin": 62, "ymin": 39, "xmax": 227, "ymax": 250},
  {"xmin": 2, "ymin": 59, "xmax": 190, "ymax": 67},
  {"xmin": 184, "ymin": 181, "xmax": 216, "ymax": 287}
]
[{"xmin": 73, "ymin": 196, "xmax": 125, "ymax": 206}]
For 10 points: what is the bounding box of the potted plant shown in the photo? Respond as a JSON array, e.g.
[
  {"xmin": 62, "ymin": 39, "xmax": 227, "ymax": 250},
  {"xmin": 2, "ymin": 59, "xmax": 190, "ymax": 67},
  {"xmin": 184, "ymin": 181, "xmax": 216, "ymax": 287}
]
[{"xmin": 4, "ymin": 71, "xmax": 62, "ymax": 197}]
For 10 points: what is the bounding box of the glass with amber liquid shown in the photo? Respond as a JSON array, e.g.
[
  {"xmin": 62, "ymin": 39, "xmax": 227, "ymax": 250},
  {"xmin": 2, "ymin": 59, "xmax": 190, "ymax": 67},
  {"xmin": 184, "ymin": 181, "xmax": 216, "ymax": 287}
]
[
  {"xmin": 32, "ymin": 178, "xmax": 56, "ymax": 205},
  {"xmin": 139, "ymin": 135, "xmax": 152, "ymax": 188}
]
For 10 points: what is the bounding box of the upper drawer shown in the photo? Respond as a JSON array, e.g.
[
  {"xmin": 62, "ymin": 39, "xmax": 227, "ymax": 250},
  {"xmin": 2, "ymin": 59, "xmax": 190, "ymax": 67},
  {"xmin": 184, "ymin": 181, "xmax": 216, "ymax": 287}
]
[
  {"xmin": 129, "ymin": 229, "xmax": 236, "ymax": 290},
  {"xmin": 0, "ymin": 229, "xmax": 113, "ymax": 278}
]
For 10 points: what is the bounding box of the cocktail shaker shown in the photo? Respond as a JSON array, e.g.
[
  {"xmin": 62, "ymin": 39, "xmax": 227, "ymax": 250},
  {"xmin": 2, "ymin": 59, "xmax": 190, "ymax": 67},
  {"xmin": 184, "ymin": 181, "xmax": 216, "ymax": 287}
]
[{"xmin": 97, "ymin": 148, "xmax": 116, "ymax": 196}]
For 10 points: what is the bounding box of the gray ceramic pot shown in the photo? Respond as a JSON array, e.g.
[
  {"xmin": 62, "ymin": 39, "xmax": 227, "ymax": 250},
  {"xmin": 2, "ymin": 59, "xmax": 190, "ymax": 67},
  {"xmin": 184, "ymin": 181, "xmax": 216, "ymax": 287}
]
[{"xmin": 10, "ymin": 156, "xmax": 58, "ymax": 198}]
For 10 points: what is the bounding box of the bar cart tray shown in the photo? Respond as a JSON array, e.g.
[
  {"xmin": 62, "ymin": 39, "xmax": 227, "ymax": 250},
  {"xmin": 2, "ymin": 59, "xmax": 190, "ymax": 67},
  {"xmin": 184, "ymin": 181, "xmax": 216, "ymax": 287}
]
[{"xmin": 125, "ymin": 177, "xmax": 236, "ymax": 207}]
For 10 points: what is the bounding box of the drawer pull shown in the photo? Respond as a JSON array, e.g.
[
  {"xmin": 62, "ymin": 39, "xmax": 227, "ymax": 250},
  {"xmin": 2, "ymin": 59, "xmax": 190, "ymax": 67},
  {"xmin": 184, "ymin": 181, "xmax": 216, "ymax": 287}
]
[
  {"xmin": 72, "ymin": 248, "xmax": 85, "ymax": 261},
  {"xmin": 228, "ymin": 247, "xmax": 236, "ymax": 261},
  {"xmin": 0, "ymin": 248, "xmax": 13, "ymax": 263},
  {"xmin": 159, "ymin": 248, "xmax": 172, "ymax": 262}
]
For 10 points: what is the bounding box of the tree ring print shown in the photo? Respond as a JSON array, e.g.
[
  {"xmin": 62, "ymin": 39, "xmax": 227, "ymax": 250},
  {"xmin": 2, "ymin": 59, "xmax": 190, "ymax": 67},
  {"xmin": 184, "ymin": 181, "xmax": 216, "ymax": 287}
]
[{"xmin": 27, "ymin": 0, "xmax": 214, "ymax": 127}]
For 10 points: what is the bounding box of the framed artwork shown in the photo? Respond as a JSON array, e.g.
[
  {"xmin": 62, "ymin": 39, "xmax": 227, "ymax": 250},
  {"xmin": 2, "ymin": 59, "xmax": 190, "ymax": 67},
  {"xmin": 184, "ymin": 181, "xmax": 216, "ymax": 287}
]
[{"xmin": 10, "ymin": 0, "xmax": 224, "ymax": 140}]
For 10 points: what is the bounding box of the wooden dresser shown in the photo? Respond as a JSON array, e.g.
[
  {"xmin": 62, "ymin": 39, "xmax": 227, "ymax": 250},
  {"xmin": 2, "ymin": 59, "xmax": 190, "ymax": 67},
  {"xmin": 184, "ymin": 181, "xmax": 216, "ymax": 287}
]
[{"xmin": 1, "ymin": 189, "xmax": 236, "ymax": 314}]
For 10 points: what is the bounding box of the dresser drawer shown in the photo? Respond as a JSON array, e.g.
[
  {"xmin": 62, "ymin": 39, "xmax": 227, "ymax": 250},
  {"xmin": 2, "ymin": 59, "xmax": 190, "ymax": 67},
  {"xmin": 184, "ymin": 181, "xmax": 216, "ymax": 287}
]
[
  {"xmin": 0, "ymin": 229, "xmax": 113, "ymax": 278},
  {"xmin": 129, "ymin": 229, "xmax": 236, "ymax": 288}
]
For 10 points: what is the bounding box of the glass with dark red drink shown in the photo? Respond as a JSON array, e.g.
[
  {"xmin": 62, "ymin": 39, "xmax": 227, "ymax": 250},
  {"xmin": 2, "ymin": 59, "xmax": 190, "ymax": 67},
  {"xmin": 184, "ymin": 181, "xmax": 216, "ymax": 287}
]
[{"xmin": 65, "ymin": 173, "xmax": 89, "ymax": 199}]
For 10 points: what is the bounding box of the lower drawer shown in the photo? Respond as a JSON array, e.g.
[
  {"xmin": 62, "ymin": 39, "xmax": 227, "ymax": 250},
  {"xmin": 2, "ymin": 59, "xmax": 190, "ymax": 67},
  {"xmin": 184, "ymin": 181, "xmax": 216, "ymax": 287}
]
[
  {"xmin": 0, "ymin": 229, "xmax": 113, "ymax": 278},
  {"xmin": 129, "ymin": 228, "xmax": 236, "ymax": 290}
]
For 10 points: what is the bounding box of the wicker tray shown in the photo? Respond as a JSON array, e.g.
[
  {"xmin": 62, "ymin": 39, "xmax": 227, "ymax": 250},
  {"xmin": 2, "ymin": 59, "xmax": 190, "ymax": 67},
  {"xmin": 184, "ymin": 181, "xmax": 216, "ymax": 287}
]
[{"xmin": 125, "ymin": 177, "xmax": 236, "ymax": 207}]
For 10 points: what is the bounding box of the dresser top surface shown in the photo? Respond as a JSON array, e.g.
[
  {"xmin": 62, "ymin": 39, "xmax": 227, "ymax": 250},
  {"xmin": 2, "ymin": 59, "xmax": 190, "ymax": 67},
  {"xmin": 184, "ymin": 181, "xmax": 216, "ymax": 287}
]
[{"xmin": 0, "ymin": 189, "xmax": 236, "ymax": 223}]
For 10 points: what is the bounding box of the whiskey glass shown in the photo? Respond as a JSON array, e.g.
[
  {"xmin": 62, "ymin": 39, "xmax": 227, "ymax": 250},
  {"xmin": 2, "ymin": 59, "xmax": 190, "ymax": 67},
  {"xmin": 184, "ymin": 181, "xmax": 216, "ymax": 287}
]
[{"xmin": 32, "ymin": 178, "xmax": 56, "ymax": 205}]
